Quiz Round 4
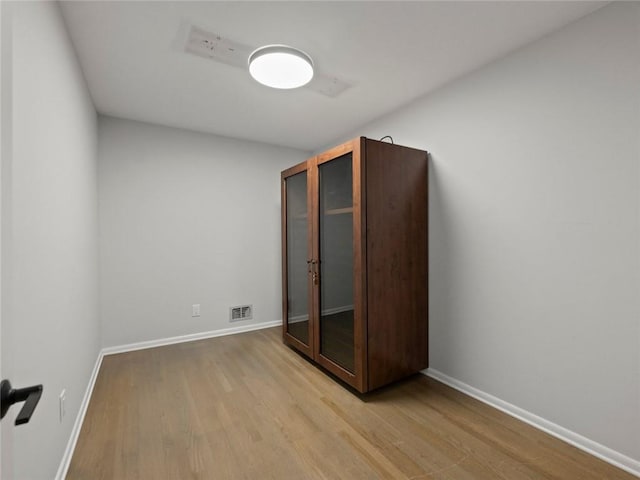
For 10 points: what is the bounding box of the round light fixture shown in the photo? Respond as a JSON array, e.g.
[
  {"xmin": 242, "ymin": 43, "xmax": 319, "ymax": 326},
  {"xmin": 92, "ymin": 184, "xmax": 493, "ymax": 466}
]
[{"xmin": 248, "ymin": 45, "xmax": 314, "ymax": 89}]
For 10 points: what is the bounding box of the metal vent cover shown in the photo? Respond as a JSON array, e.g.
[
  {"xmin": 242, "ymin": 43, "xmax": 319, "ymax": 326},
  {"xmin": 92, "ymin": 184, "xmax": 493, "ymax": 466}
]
[
  {"xmin": 185, "ymin": 25, "xmax": 251, "ymax": 68},
  {"xmin": 182, "ymin": 24, "xmax": 351, "ymax": 98},
  {"xmin": 230, "ymin": 305, "xmax": 253, "ymax": 322}
]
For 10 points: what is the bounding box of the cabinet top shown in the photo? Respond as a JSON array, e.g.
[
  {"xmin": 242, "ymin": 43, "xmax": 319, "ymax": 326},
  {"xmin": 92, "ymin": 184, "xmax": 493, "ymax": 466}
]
[{"xmin": 281, "ymin": 137, "xmax": 427, "ymax": 179}]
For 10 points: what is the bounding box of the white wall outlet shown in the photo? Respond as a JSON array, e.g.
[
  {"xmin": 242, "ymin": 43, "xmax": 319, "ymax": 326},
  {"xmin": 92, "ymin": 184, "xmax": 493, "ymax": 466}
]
[
  {"xmin": 192, "ymin": 304, "xmax": 201, "ymax": 317},
  {"xmin": 59, "ymin": 389, "xmax": 66, "ymax": 422}
]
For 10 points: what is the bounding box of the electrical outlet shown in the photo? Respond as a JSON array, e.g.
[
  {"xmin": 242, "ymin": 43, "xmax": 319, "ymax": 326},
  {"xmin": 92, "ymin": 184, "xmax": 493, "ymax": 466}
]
[
  {"xmin": 192, "ymin": 304, "xmax": 201, "ymax": 317},
  {"xmin": 59, "ymin": 389, "xmax": 66, "ymax": 422}
]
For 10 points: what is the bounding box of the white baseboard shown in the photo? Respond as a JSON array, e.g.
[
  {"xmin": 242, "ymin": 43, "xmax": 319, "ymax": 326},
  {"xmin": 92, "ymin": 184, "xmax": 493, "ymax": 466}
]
[
  {"xmin": 55, "ymin": 320, "xmax": 281, "ymax": 479},
  {"xmin": 55, "ymin": 351, "xmax": 104, "ymax": 480},
  {"xmin": 423, "ymin": 368, "xmax": 640, "ymax": 478},
  {"xmin": 101, "ymin": 320, "xmax": 281, "ymax": 356}
]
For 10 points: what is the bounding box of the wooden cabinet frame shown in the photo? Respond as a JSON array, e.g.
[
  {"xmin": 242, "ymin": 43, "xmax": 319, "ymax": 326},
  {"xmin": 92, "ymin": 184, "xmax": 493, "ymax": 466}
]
[
  {"xmin": 282, "ymin": 137, "xmax": 428, "ymax": 393},
  {"xmin": 313, "ymin": 138, "xmax": 367, "ymax": 391},
  {"xmin": 281, "ymin": 160, "xmax": 313, "ymax": 358}
]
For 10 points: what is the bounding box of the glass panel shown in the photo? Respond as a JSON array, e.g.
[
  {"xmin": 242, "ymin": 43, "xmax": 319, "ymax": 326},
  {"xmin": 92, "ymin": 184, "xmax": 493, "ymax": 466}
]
[
  {"xmin": 286, "ymin": 172, "xmax": 309, "ymax": 345},
  {"xmin": 318, "ymin": 153, "xmax": 355, "ymax": 372}
]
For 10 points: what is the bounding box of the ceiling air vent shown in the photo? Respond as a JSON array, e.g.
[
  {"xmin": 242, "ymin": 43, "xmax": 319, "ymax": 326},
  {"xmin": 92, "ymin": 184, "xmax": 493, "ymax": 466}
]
[
  {"xmin": 184, "ymin": 25, "xmax": 251, "ymax": 68},
  {"xmin": 182, "ymin": 23, "xmax": 351, "ymax": 98},
  {"xmin": 230, "ymin": 305, "xmax": 253, "ymax": 322}
]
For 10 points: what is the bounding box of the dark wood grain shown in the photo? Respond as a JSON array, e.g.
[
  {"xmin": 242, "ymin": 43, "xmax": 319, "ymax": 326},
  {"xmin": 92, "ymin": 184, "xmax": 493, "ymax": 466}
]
[
  {"xmin": 353, "ymin": 137, "xmax": 368, "ymax": 392},
  {"xmin": 309, "ymin": 155, "xmax": 322, "ymax": 368},
  {"xmin": 282, "ymin": 137, "xmax": 428, "ymax": 393},
  {"xmin": 365, "ymin": 139, "xmax": 429, "ymax": 390},
  {"xmin": 67, "ymin": 327, "xmax": 636, "ymax": 480}
]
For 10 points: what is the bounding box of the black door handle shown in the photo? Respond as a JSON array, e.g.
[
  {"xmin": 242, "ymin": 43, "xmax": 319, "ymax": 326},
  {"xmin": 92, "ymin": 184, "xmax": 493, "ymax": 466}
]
[{"xmin": 0, "ymin": 379, "xmax": 43, "ymax": 425}]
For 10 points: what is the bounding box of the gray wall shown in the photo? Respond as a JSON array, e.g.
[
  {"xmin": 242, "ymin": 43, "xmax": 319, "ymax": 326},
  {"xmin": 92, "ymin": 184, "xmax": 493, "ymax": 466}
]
[
  {"xmin": 333, "ymin": 2, "xmax": 640, "ymax": 463},
  {"xmin": 6, "ymin": 2, "xmax": 100, "ymax": 479},
  {"xmin": 98, "ymin": 116, "xmax": 307, "ymax": 347},
  {"xmin": 0, "ymin": 1, "xmax": 12, "ymax": 475}
]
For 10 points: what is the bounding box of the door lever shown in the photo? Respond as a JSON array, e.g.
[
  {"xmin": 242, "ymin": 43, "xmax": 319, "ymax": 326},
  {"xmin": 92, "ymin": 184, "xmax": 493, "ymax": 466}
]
[{"xmin": 0, "ymin": 379, "xmax": 43, "ymax": 425}]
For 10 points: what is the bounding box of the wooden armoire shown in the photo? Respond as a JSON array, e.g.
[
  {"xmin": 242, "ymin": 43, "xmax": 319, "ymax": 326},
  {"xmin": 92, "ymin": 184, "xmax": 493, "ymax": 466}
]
[{"xmin": 281, "ymin": 137, "xmax": 428, "ymax": 393}]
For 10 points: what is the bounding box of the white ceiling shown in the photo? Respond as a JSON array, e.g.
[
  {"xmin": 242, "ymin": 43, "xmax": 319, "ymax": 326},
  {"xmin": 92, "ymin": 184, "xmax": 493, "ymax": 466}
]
[{"xmin": 60, "ymin": 1, "xmax": 606, "ymax": 151}]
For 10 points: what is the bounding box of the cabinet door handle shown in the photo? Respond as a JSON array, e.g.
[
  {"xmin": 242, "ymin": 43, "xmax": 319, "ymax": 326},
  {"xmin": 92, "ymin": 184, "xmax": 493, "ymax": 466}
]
[
  {"xmin": 308, "ymin": 259, "xmax": 319, "ymax": 274},
  {"xmin": 0, "ymin": 379, "xmax": 43, "ymax": 426}
]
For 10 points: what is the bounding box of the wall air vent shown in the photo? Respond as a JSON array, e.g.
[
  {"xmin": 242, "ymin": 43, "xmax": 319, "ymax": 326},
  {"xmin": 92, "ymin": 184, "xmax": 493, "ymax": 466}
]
[{"xmin": 230, "ymin": 305, "xmax": 253, "ymax": 322}]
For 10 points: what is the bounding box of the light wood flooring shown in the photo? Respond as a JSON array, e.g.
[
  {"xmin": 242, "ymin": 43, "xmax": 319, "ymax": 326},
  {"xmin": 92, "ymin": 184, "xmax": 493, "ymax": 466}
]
[{"xmin": 67, "ymin": 327, "xmax": 635, "ymax": 479}]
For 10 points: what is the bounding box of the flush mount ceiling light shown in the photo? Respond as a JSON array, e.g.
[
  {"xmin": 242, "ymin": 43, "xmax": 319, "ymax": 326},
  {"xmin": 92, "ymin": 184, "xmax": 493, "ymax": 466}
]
[{"xmin": 248, "ymin": 45, "xmax": 314, "ymax": 89}]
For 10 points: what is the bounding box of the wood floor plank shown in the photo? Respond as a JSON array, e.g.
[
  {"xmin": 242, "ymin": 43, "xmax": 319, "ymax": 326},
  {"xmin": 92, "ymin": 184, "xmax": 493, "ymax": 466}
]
[{"xmin": 66, "ymin": 327, "xmax": 635, "ymax": 480}]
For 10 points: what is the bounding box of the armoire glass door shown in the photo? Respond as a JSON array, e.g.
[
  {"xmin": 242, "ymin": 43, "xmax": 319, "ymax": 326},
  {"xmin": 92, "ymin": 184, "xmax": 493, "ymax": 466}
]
[
  {"xmin": 284, "ymin": 170, "xmax": 310, "ymax": 346},
  {"xmin": 317, "ymin": 153, "xmax": 355, "ymax": 373}
]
